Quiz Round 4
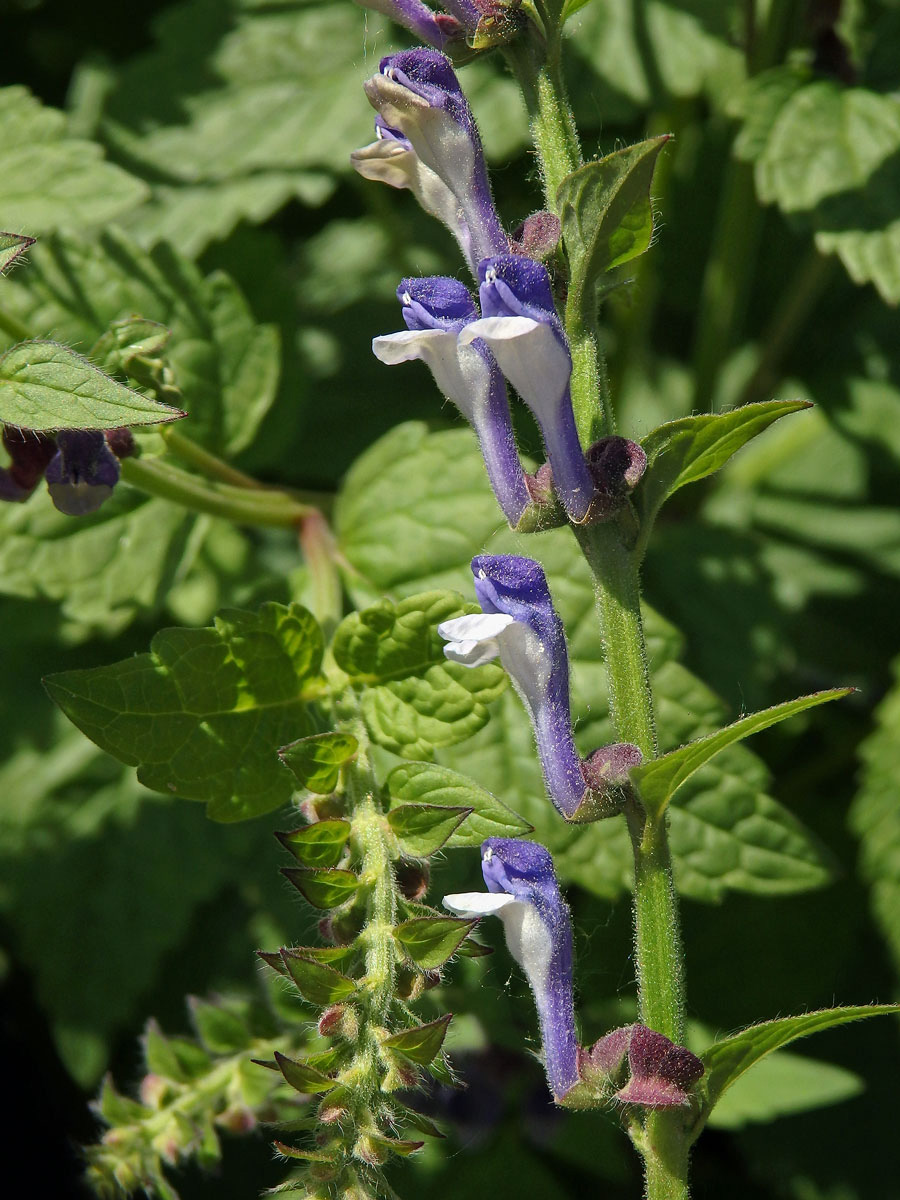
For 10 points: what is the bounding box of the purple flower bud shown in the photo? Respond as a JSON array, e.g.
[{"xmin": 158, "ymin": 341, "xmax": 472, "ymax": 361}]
[
  {"xmin": 360, "ymin": 49, "xmax": 506, "ymax": 274},
  {"xmin": 439, "ymin": 554, "xmax": 585, "ymax": 817},
  {"xmin": 584, "ymin": 435, "xmax": 647, "ymax": 519},
  {"xmin": 460, "ymin": 256, "xmax": 595, "ymax": 522},
  {"xmin": 372, "ymin": 277, "xmax": 529, "ymax": 526},
  {"xmin": 615, "ymin": 1025, "xmax": 704, "ymax": 1108},
  {"xmin": 581, "ymin": 1024, "xmax": 704, "ymax": 1108},
  {"xmin": 443, "ymin": 838, "xmax": 579, "ymax": 1100},
  {"xmin": 352, "ymin": 0, "xmax": 464, "ymax": 49},
  {"xmin": 45, "ymin": 430, "xmax": 120, "ymax": 516}
]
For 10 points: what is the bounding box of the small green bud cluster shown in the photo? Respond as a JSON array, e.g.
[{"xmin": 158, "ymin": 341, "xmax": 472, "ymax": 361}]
[
  {"xmin": 256, "ymin": 732, "xmax": 489, "ymax": 1198},
  {"xmin": 85, "ymin": 1000, "xmax": 306, "ymax": 1198}
]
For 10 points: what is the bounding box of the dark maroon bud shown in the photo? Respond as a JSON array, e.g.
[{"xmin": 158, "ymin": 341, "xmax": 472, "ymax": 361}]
[
  {"xmin": 422, "ymin": 969, "xmax": 442, "ymax": 990},
  {"xmin": 104, "ymin": 427, "xmax": 136, "ymax": 459},
  {"xmin": 45, "ymin": 429, "xmax": 120, "ymax": 516},
  {"xmin": 395, "ymin": 859, "xmax": 430, "ymax": 902},
  {"xmin": 1, "ymin": 427, "xmax": 57, "ymax": 499},
  {"xmin": 509, "ymin": 211, "xmax": 562, "ymax": 261},
  {"xmin": 525, "ymin": 462, "xmax": 555, "ymax": 504},
  {"xmin": 582, "ymin": 436, "xmax": 647, "ymax": 522},
  {"xmin": 434, "ymin": 13, "xmax": 465, "ymax": 38},
  {"xmin": 615, "ymin": 1025, "xmax": 704, "ymax": 1108}
]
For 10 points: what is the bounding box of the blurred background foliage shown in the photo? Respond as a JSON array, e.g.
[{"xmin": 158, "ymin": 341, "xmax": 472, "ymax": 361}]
[{"xmin": 0, "ymin": 0, "xmax": 899, "ymax": 1196}]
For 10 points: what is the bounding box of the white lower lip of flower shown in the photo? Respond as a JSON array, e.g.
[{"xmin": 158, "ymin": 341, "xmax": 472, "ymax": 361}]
[
  {"xmin": 438, "ymin": 612, "xmax": 515, "ymax": 667},
  {"xmin": 460, "ymin": 316, "xmax": 571, "ymax": 421},
  {"xmin": 439, "ymin": 610, "xmax": 550, "ymax": 711},
  {"xmin": 443, "ymin": 890, "xmax": 552, "ymax": 998},
  {"xmin": 372, "ymin": 331, "xmax": 491, "ymax": 426}
]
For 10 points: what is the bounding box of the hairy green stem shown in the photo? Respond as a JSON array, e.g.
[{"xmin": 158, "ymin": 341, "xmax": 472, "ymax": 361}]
[
  {"xmin": 574, "ymin": 522, "xmax": 656, "ymax": 758},
  {"xmin": 355, "ymin": 794, "xmax": 397, "ymax": 1022},
  {"xmin": 121, "ymin": 456, "xmax": 313, "ymax": 528},
  {"xmin": 160, "ymin": 425, "xmax": 264, "ymax": 490}
]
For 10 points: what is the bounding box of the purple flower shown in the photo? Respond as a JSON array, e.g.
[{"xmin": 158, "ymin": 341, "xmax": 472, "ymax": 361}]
[
  {"xmin": 460, "ymin": 255, "xmax": 595, "ymax": 522},
  {"xmin": 438, "ymin": 554, "xmax": 642, "ymax": 820},
  {"xmin": 372, "ymin": 277, "xmax": 529, "ymax": 525},
  {"xmin": 352, "ymin": 0, "xmax": 464, "ymax": 49},
  {"xmin": 45, "ymin": 430, "xmax": 120, "ymax": 516},
  {"xmin": 0, "ymin": 427, "xmax": 56, "ymax": 502},
  {"xmin": 359, "ymin": 49, "xmax": 506, "ymax": 274},
  {"xmin": 443, "ymin": 838, "xmax": 579, "ymax": 1101}
]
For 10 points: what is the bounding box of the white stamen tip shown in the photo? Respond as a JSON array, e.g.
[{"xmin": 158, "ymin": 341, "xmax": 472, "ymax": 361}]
[
  {"xmin": 485, "ymin": 268, "xmax": 497, "ymax": 284},
  {"xmin": 483, "ymin": 846, "xmax": 493, "ymax": 863},
  {"xmin": 401, "ymin": 292, "xmax": 413, "ymax": 306},
  {"xmin": 477, "ymin": 568, "xmax": 487, "ymax": 579}
]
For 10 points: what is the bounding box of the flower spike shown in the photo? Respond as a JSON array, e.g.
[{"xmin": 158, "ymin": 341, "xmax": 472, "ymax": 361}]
[
  {"xmin": 443, "ymin": 838, "xmax": 579, "ymax": 1101},
  {"xmin": 438, "ymin": 554, "xmax": 642, "ymax": 819},
  {"xmin": 460, "ymin": 255, "xmax": 595, "ymax": 522},
  {"xmin": 361, "ymin": 49, "xmax": 506, "ymax": 274},
  {"xmin": 372, "ymin": 277, "xmax": 530, "ymax": 526}
]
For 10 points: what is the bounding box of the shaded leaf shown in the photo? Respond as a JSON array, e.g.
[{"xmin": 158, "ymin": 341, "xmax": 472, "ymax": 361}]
[
  {"xmin": 279, "ymin": 950, "xmax": 357, "ymax": 1005},
  {"xmin": 0, "ymin": 341, "xmax": 183, "ymax": 432},
  {"xmin": 633, "ymin": 689, "xmax": 852, "ymax": 818},
  {"xmin": 368, "ymin": 1133, "xmax": 424, "ymax": 1157},
  {"xmin": 386, "ymin": 762, "xmax": 532, "ymax": 846},
  {"xmin": 189, "ymin": 997, "xmax": 251, "ymax": 1054},
  {"xmin": 282, "ymin": 867, "xmax": 360, "ymax": 910},
  {"xmin": 387, "ymin": 804, "xmax": 472, "ymax": 857},
  {"xmin": 96, "ymin": 1075, "xmax": 151, "ymax": 1125},
  {"xmin": 706, "ymin": 1050, "xmax": 863, "ymax": 1130},
  {"xmin": 45, "ymin": 603, "xmax": 324, "ymax": 822},
  {"xmin": 381, "ymin": 1015, "xmax": 452, "ymax": 1065},
  {"xmin": 851, "ymin": 653, "xmax": 900, "ymax": 976},
  {"xmin": 636, "ymin": 401, "xmax": 810, "ymax": 545},
  {"xmin": 699, "ymin": 1006, "xmax": 900, "ymax": 1124},
  {"xmin": 333, "ymin": 591, "xmax": 472, "ymax": 684},
  {"xmin": 393, "ymin": 917, "xmax": 477, "ymax": 969},
  {"xmin": 0, "ymin": 86, "xmax": 147, "ymax": 234},
  {"xmin": 275, "ymin": 821, "xmax": 351, "ymax": 869},
  {"xmin": 278, "ymin": 733, "xmax": 358, "ymax": 795}
]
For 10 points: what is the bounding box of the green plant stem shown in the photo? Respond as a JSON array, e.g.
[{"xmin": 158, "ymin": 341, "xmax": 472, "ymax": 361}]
[
  {"xmin": 160, "ymin": 425, "xmax": 264, "ymax": 489},
  {"xmin": 299, "ymin": 508, "xmax": 344, "ymax": 637},
  {"xmin": 355, "ymin": 793, "xmax": 397, "ymax": 1022},
  {"xmin": 574, "ymin": 522, "xmax": 656, "ymax": 758},
  {"xmin": 121, "ymin": 456, "xmax": 313, "ymax": 528}
]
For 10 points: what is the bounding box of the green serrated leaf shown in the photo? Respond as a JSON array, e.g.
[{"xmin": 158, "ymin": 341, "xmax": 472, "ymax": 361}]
[
  {"xmin": 558, "ymin": 136, "xmax": 670, "ymax": 302},
  {"xmin": 273, "ymin": 1051, "xmax": 336, "ymax": 1096},
  {"xmin": 381, "ymin": 1015, "xmax": 452, "ymax": 1065},
  {"xmin": 386, "ymin": 762, "xmax": 532, "ymax": 846},
  {"xmin": 635, "ymin": 401, "xmax": 810, "ymax": 546},
  {"xmin": 282, "ymin": 867, "xmax": 360, "ymax": 910},
  {"xmin": 0, "ymin": 86, "xmax": 147, "ymax": 234},
  {"xmin": 699, "ymin": 1006, "xmax": 900, "ymax": 1128},
  {"xmin": 45, "ymin": 602, "xmax": 323, "ymax": 822},
  {"xmin": 361, "ymin": 658, "xmax": 507, "ymax": 760},
  {"xmin": 279, "ymin": 950, "xmax": 357, "ymax": 1005},
  {"xmin": 188, "ymin": 998, "xmax": 251, "ymax": 1055},
  {"xmin": 333, "ymin": 591, "xmax": 471, "ymax": 684},
  {"xmin": 0, "ymin": 232, "xmax": 35, "ymax": 275},
  {"xmin": 393, "ymin": 917, "xmax": 477, "ymax": 970},
  {"xmin": 0, "ymin": 341, "xmax": 184, "ymax": 431},
  {"xmin": 633, "ymin": 689, "xmax": 852, "ymax": 819},
  {"xmin": 260, "ymin": 945, "xmax": 355, "ymax": 974},
  {"xmin": 387, "ymin": 804, "xmax": 472, "ymax": 857},
  {"xmin": 278, "ymin": 733, "xmax": 358, "ymax": 794},
  {"xmin": 275, "ymin": 821, "xmax": 351, "ymax": 869}
]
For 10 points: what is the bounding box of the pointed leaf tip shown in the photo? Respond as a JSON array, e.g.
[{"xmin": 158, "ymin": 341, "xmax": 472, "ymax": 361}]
[{"xmin": 381, "ymin": 1014, "xmax": 452, "ymax": 1065}]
